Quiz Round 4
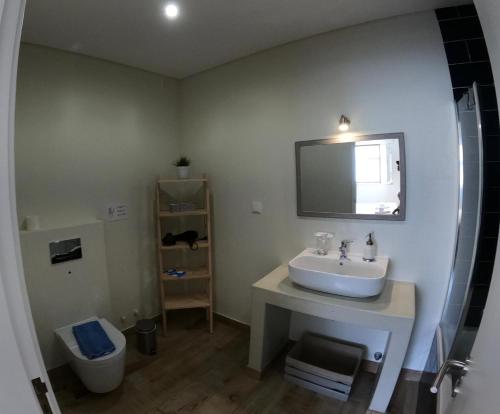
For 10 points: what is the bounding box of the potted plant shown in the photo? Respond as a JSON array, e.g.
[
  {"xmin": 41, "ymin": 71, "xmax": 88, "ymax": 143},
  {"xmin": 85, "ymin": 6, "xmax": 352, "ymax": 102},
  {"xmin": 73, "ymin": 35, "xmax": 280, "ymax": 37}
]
[{"xmin": 174, "ymin": 156, "xmax": 191, "ymax": 179}]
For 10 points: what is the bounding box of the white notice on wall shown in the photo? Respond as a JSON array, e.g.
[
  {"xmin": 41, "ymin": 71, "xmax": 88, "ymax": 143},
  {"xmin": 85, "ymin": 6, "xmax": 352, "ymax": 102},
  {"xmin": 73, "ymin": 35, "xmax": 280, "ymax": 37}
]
[{"xmin": 105, "ymin": 204, "xmax": 128, "ymax": 221}]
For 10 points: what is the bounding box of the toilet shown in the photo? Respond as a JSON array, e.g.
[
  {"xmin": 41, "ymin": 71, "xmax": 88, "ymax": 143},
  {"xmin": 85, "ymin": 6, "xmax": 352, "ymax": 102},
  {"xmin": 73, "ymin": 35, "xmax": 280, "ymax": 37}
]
[{"xmin": 55, "ymin": 317, "xmax": 126, "ymax": 393}]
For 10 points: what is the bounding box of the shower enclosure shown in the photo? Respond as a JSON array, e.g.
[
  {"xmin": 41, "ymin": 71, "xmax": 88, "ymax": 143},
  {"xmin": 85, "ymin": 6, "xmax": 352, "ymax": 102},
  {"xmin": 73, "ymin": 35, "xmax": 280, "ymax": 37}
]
[
  {"xmin": 439, "ymin": 83, "xmax": 484, "ymax": 362},
  {"xmin": 417, "ymin": 82, "xmax": 488, "ymax": 414}
]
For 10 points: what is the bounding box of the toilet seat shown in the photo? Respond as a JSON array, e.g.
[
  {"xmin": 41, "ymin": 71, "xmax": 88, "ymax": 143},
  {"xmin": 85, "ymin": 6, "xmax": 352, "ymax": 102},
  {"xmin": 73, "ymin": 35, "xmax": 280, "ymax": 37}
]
[
  {"xmin": 55, "ymin": 317, "xmax": 126, "ymax": 393},
  {"xmin": 56, "ymin": 317, "xmax": 126, "ymax": 363}
]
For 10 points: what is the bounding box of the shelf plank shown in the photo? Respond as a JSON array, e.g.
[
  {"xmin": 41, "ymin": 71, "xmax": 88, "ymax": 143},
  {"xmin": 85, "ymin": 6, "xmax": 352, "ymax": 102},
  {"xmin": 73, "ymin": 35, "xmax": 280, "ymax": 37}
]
[
  {"xmin": 161, "ymin": 268, "xmax": 210, "ymax": 281},
  {"xmin": 164, "ymin": 293, "xmax": 210, "ymax": 310},
  {"xmin": 158, "ymin": 178, "xmax": 207, "ymax": 183},
  {"xmin": 159, "ymin": 209, "xmax": 207, "ymax": 218},
  {"xmin": 160, "ymin": 241, "xmax": 209, "ymax": 251}
]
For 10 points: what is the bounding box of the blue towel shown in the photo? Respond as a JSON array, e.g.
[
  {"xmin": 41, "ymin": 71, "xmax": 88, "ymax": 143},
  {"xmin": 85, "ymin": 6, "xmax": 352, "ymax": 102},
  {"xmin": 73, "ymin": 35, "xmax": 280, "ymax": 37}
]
[{"xmin": 72, "ymin": 321, "xmax": 116, "ymax": 360}]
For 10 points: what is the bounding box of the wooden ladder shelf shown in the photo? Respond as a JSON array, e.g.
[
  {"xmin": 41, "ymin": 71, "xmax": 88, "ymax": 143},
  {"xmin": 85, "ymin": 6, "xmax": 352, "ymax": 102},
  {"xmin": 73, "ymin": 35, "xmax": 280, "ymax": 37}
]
[{"xmin": 155, "ymin": 176, "xmax": 213, "ymax": 334}]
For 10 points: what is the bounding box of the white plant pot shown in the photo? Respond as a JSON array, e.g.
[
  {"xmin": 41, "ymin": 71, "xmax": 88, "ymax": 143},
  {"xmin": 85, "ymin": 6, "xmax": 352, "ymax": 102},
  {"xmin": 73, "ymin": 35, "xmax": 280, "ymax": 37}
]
[{"xmin": 177, "ymin": 166, "xmax": 190, "ymax": 179}]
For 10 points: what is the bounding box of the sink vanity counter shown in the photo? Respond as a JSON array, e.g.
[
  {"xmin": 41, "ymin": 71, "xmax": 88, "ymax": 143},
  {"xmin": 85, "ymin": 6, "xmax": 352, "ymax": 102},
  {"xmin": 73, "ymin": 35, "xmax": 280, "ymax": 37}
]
[{"xmin": 248, "ymin": 265, "xmax": 415, "ymax": 414}]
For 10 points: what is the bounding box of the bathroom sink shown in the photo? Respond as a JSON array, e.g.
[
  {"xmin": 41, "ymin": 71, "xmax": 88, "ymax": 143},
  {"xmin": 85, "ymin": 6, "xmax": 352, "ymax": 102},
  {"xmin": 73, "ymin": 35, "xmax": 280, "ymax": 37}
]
[{"xmin": 288, "ymin": 249, "xmax": 389, "ymax": 298}]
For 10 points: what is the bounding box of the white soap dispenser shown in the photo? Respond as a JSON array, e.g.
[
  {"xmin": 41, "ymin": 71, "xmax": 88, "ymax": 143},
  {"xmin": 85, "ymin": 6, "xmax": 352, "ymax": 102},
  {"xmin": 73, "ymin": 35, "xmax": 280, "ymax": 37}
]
[{"xmin": 363, "ymin": 232, "xmax": 376, "ymax": 262}]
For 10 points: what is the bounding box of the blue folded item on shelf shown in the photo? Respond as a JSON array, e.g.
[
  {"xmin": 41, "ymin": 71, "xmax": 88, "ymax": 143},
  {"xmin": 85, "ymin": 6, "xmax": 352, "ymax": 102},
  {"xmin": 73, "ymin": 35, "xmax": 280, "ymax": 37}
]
[
  {"xmin": 72, "ymin": 320, "xmax": 116, "ymax": 360},
  {"xmin": 166, "ymin": 268, "xmax": 186, "ymax": 277}
]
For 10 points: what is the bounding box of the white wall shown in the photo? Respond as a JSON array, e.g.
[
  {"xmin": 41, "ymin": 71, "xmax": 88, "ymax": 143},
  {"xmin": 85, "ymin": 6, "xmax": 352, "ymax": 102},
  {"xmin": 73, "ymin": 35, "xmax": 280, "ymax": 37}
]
[
  {"xmin": 475, "ymin": 1, "xmax": 500, "ymax": 105},
  {"xmin": 15, "ymin": 12, "xmax": 462, "ymax": 372},
  {"xmin": 15, "ymin": 44, "xmax": 180, "ymax": 328},
  {"xmin": 20, "ymin": 221, "xmax": 112, "ymax": 369},
  {"xmin": 179, "ymin": 12, "xmax": 459, "ymax": 370}
]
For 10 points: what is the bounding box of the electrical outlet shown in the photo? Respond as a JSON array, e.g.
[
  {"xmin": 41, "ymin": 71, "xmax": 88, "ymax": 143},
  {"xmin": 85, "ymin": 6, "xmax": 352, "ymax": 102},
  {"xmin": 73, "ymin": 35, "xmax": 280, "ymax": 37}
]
[{"xmin": 252, "ymin": 201, "xmax": 263, "ymax": 214}]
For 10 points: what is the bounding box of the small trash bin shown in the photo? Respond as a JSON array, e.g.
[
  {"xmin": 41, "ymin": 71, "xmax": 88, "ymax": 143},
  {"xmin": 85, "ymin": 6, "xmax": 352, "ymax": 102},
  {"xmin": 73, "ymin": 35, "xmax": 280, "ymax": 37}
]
[{"xmin": 136, "ymin": 319, "xmax": 157, "ymax": 355}]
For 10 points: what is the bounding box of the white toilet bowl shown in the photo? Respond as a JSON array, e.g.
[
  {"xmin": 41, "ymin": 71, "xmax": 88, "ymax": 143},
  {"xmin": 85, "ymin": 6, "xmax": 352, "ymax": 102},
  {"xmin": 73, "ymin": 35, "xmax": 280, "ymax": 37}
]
[{"xmin": 55, "ymin": 317, "xmax": 126, "ymax": 393}]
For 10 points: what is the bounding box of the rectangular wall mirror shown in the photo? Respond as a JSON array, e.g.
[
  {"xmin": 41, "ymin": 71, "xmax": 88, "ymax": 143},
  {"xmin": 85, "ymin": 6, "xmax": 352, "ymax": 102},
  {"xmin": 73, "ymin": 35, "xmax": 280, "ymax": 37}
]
[{"xmin": 295, "ymin": 132, "xmax": 406, "ymax": 220}]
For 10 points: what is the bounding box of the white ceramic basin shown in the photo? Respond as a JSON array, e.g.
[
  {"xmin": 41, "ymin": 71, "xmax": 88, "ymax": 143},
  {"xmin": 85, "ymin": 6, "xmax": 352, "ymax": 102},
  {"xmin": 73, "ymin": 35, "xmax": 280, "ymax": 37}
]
[{"xmin": 288, "ymin": 249, "xmax": 389, "ymax": 298}]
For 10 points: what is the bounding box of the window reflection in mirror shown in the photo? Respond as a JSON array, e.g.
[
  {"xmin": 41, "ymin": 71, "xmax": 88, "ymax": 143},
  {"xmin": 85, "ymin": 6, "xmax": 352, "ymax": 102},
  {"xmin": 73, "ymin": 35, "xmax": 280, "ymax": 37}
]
[
  {"xmin": 295, "ymin": 133, "xmax": 405, "ymax": 220},
  {"xmin": 354, "ymin": 139, "xmax": 400, "ymax": 215}
]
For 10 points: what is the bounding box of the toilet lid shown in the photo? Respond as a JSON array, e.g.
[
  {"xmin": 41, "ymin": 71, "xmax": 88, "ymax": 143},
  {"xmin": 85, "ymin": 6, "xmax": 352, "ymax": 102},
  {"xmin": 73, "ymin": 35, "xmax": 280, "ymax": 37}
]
[{"xmin": 55, "ymin": 317, "xmax": 126, "ymax": 363}]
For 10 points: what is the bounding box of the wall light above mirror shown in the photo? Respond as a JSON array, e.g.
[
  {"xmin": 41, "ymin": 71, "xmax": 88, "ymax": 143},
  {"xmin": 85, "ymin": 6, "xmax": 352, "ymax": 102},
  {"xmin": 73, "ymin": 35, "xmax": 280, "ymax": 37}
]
[
  {"xmin": 295, "ymin": 132, "xmax": 406, "ymax": 220},
  {"xmin": 338, "ymin": 115, "xmax": 351, "ymax": 131}
]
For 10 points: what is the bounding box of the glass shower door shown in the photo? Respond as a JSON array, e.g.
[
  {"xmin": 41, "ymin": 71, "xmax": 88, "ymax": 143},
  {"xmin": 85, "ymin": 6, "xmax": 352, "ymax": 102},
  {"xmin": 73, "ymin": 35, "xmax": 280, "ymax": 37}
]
[{"xmin": 440, "ymin": 83, "xmax": 483, "ymax": 360}]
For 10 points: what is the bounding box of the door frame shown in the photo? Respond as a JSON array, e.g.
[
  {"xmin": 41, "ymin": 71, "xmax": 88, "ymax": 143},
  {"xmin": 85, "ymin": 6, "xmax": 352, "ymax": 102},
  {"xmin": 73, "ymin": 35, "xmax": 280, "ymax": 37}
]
[{"xmin": 0, "ymin": 0, "xmax": 60, "ymax": 412}]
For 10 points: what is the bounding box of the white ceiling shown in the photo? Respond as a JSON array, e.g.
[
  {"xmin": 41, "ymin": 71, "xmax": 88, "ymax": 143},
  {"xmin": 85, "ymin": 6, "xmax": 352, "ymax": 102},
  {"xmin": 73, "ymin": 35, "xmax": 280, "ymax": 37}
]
[{"xmin": 22, "ymin": 0, "xmax": 466, "ymax": 79}]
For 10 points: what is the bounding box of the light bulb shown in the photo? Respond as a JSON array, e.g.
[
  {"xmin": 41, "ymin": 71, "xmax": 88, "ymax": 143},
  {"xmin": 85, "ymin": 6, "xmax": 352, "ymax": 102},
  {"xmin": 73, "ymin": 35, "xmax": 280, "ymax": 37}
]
[
  {"xmin": 164, "ymin": 3, "xmax": 179, "ymax": 19},
  {"xmin": 338, "ymin": 115, "xmax": 351, "ymax": 131}
]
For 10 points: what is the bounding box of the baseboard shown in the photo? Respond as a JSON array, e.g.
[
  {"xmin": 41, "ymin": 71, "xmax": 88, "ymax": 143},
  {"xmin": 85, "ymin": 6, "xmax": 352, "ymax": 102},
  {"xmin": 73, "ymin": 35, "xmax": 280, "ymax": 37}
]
[
  {"xmin": 214, "ymin": 312, "xmax": 250, "ymax": 330},
  {"xmin": 121, "ymin": 313, "xmax": 163, "ymax": 336},
  {"xmin": 361, "ymin": 359, "xmax": 424, "ymax": 382},
  {"xmin": 121, "ymin": 311, "xmax": 249, "ymax": 336},
  {"xmin": 245, "ymin": 367, "xmax": 263, "ymax": 380},
  {"xmin": 400, "ymin": 368, "xmax": 424, "ymax": 382},
  {"xmin": 121, "ymin": 312, "xmax": 427, "ymax": 382}
]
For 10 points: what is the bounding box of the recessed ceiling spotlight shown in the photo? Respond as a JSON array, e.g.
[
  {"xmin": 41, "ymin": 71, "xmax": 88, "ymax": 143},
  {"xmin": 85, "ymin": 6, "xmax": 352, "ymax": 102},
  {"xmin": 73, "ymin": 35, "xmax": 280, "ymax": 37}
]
[
  {"xmin": 338, "ymin": 115, "xmax": 351, "ymax": 132},
  {"xmin": 164, "ymin": 3, "xmax": 179, "ymax": 20}
]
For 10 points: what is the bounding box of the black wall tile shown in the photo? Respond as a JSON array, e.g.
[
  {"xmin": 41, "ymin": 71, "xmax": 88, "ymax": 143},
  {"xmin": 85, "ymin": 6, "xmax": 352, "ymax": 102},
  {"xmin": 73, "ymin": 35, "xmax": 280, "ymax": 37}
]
[
  {"xmin": 483, "ymin": 185, "xmax": 500, "ymax": 212},
  {"xmin": 484, "ymin": 136, "xmax": 500, "ymax": 162},
  {"xmin": 477, "ymin": 236, "xmax": 498, "ymax": 261},
  {"xmin": 473, "ymin": 260, "xmax": 495, "ymax": 284},
  {"xmin": 439, "ymin": 17, "xmax": 484, "ymax": 42},
  {"xmin": 478, "ymin": 85, "xmax": 498, "ymax": 110},
  {"xmin": 468, "ymin": 39, "xmax": 490, "ymax": 61},
  {"xmin": 449, "ymin": 62, "xmax": 494, "ymax": 87},
  {"xmin": 469, "ymin": 285, "xmax": 490, "ymax": 306},
  {"xmin": 436, "ymin": 4, "xmax": 499, "ymax": 328},
  {"xmin": 436, "ymin": 7, "xmax": 460, "ymax": 21},
  {"xmin": 482, "ymin": 213, "xmax": 500, "ymax": 238},
  {"xmin": 458, "ymin": 4, "xmax": 478, "ymax": 17},
  {"xmin": 454, "ymin": 87, "xmax": 468, "ymax": 101},
  {"xmin": 445, "ymin": 41, "xmax": 470, "ymax": 64},
  {"xmin": 468, "ymin": 276, "xmax": 489, "ymax": 331},
  {"xmin": 465, "ymin": 307, "xmax": 483, "ymax": 327},
  {"xmin": 484, "ymin": 162, "xmax": 500, "ymax": 187},
  {"xmin": 482, "ymin": 110, "xmax": 500, "ymax": 135},
  {"xmin": 484, "ymin": 179, "xmax": 500, "ymax": 191}
]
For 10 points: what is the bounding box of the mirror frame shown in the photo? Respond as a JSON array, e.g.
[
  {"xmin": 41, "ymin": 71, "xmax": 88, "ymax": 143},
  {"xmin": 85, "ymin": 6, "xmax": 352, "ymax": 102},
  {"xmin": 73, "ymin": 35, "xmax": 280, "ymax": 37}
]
[{"xmin": 295, "ymin": 132, "xmax": 406, "ymax": 221}]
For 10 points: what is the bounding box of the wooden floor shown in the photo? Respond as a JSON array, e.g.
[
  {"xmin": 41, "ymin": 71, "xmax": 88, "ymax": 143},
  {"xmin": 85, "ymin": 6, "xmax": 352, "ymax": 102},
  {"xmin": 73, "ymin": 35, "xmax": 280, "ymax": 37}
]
[{"xmin": 49, "ymin": 311, "xmax": 435, "ymax": 414}]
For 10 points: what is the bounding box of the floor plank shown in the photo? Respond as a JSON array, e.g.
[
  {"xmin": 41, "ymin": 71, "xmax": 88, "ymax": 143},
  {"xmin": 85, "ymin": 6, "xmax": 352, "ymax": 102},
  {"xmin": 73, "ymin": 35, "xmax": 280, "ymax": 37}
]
[{"xmin": 49, "ymin": 310, "xmax": 434, "ymax": 414}]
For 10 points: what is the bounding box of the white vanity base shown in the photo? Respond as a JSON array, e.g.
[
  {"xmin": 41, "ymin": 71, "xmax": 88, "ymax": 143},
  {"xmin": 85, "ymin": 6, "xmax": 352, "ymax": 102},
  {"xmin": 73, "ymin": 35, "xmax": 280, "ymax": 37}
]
[{"xmin": 248, "ymin": 266, "xmax": 415, "ymax": 414}]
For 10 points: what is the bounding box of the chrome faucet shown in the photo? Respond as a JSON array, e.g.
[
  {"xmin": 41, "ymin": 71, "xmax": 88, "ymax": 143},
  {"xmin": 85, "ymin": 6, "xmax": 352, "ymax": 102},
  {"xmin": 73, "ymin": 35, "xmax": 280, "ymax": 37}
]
[{"xmin": 339, "ymin": 240, "xmax": 353, "ymax": 261}]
